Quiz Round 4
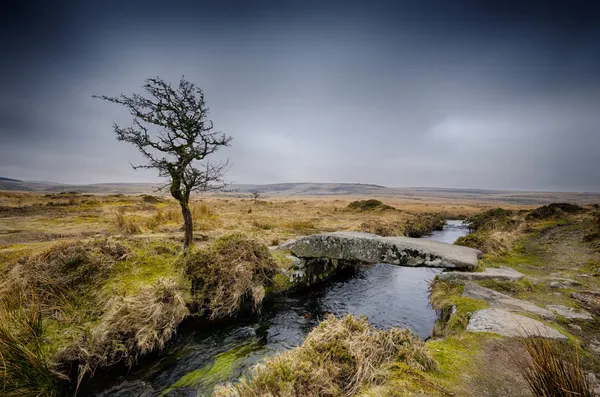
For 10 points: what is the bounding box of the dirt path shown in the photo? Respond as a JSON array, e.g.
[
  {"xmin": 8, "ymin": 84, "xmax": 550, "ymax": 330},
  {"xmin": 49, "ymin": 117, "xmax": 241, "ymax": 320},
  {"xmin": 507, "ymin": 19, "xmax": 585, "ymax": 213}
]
[{"xmin": 448, "ymin": 221, "xmax": 600, "ymax": 396}]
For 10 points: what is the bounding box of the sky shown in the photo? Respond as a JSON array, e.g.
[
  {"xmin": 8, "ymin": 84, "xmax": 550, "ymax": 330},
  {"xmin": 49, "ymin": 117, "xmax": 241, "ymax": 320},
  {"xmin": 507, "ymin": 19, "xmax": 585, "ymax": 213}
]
[{"xmin": 1, "ymin": 1, "xmax": 599, "ymax": 192}]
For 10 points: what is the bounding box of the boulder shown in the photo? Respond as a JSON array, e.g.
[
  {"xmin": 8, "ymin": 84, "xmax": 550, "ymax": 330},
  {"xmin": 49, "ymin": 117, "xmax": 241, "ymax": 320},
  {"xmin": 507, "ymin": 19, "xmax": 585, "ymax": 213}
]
[
  {"xmin": 571, "ymin": 291, "xmax": 600, "ymax": 308},
  {"xmin": 462, "ymin": 283, "xmax": 556, "ymax": 320},
  {"xmin": 286, "ymin": 232, "xmax": 481, "ymax": 269},
  {"xmin": 546, "ymin": 305, "xmax": 593, "ymax": 321},
  {"xmin": 437, "ymin": 265, "xmax": 524, "ymax": 283},
  {"xmin": 467, "ymin": 308, "xmax": 566, "ymax": 339},
  {"xmin": 548, "ymin": 278, "xmax": 580, "ymax": 288}
]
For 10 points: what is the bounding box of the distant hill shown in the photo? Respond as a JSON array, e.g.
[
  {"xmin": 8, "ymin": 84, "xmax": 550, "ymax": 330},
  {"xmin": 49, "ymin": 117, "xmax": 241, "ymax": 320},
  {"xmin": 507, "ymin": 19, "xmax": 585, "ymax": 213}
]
[
  {"xmin": 0, "ymin": 177, "xmax": 23, "ymax": 182},
  {"xmin": 1, "ymin": 178, "xmax": 600, "ymax": 205}
]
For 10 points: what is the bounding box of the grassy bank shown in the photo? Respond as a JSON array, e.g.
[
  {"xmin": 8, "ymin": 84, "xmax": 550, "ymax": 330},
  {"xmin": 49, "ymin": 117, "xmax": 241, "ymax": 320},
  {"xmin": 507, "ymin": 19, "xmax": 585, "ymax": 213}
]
[
  {"xmin": 0, "ymin": 192, "xmax": 476, "ymax": 395},
  {"xmin": 3, "ymin": 191, "xmax": 599, "ymax": 396},
  {"xmin": 426, "ymin": 203, "xmax": 600, "ymax": 396}
]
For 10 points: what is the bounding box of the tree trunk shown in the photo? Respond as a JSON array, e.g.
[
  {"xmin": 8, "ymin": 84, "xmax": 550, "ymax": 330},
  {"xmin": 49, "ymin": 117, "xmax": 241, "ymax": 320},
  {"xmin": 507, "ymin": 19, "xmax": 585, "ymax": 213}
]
[{"xmin": 181, "ymin": 203, "xmax": 193, "ymax": 253}]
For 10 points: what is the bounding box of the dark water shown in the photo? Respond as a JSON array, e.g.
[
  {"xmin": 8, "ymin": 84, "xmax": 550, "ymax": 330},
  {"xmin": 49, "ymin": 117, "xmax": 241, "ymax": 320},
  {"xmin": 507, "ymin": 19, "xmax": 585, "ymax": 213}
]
[{"xmin": 90, "ymin": 221, "xmax": 468, "ymax": 397}]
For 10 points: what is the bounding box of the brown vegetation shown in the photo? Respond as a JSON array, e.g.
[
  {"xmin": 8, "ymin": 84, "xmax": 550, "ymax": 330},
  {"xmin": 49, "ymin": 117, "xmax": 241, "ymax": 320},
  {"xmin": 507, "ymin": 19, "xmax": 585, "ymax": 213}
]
[
  {"xmin": 214, "ymin": 314, "xmax": 438, "ymax": 397},
  {"xmin": 184, "ymin": 233, "xmax": 279, "ymax": 318},
  {"xmin": 1, "ymin": 191, "xmax": 563, "ymax": 395},
  {"xmin": 515, "ymin": 337, "xmax": 595, "ymax": 397}
]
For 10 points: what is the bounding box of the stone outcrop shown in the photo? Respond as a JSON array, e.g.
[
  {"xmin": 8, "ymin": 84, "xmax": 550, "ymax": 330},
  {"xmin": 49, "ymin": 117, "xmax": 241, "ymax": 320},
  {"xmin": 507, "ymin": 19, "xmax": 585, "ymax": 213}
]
[
  {"xmin": 462, "ymin": 283, "xmax": 556, "ymax": 320},
  {"xmin": 548, "ymin": 278, "xmax": 581, "ymax": 288},
  {"xmin": 546, "ymin": 305, "xmax": 594, "ymax": 321},
  {"xmin": 284, "ymin": 232, "xmax": 481, "ymax": 269},
  {"xmin": 437, "ymin": 265, "xmax": 523, "ymax": 283},
  {"xmin": 467, "ymin": 308, "xmax": 566, "ymax": 339}
]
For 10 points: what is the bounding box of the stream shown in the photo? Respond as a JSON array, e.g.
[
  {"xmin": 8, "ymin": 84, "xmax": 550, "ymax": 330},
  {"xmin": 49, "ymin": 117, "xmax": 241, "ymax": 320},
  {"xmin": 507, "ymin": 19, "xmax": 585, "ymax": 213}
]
[{"xmin": 91, "ymin": 221, "xmax": 469, "ymax": 397}]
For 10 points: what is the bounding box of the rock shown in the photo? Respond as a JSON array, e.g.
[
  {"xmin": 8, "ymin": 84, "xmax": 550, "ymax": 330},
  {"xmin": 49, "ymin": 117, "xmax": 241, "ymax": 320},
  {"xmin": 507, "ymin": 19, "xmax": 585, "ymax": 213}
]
[
  {"xmin": 278, "ymin": 237, "xmax": 301, "ymax": 250},
  {"xmin": 287, "ymin": 232, "xmax": 482, "ymax": 269},
  {"xmin": 95, "ymin": 380, "xmax": 155, "ymax": 397},
  {"xmin": 467, "ymin": 308, "xmax": 566, "ymax": 339},
  {"xmin": 164, "ymin": 388, "xmax": 199, "ymax": 397},
  {"xmin": 590, "ymin": 339, "xmax": 600, "ymax": 355},
  {"xmin": 437, "ymin": 265, "xmax": 524, "ymax": 283},
  {"xmin": 548, "ymin": 278, "xmax": 581, "ymax": 288},
  {"xmin": 568, "ymin": 323, "xmax": 582, "ymax": 332},
  {"xmin": 462, "ymin": 283, "xmax": 556, "ymax": 320},
  {"xmin": 572, "ymin": 291, "xmax": 600, "ymax": 307},
  {"xmin": 546, "ymin": 305, "xmax": 593, "ymax": 321}
]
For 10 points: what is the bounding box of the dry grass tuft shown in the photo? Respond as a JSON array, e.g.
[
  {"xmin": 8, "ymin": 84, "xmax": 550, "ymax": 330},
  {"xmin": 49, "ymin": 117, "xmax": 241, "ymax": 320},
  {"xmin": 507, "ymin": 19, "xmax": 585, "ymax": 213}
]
[
  {"xmin": 115, "ymin": 208, "xmax": 142, "ymax": 234},
  {"xmin": 514, "ymin": 337, "xmax": 595, "ymax": 397},
  {"xmin": 60, "ymin": 278, "xmax": 188, "ymax": 385},
  {"xmin": 183, "ymin": 233, "xmax": 279, "ymax": 318},
  {"xmin": 281, "ymin": 219, "xmax": 316, "ymax": 232},
  {"xmin": 215, "ymin": 314, "xmax": 437, "ymax": 397},
  {"xmin": 1, "ymin": 239, "xmax": 128, "ymax": 314},
  {"xmin": 0, "ymin": 298, "xmax": 68, "ymax": 397},
  {"xmin": 358, "ymin": 219, "xmax": 403, "ymax": 236}
]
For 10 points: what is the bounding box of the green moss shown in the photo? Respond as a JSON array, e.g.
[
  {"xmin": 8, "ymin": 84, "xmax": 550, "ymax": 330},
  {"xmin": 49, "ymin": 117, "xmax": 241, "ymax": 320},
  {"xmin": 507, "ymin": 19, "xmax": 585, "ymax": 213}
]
[
  {"xmin": 429, "ymin": 281, "xmax": 490, "ymax": 337},
  {"xmin": 160, "ymin": 342, "xmax": 263, "ymax": 396},
  {"xmin": 271, "ymin": 250, "xmax": 293, "ymax": 270},
  {"xmin": 360, "ymin": 362, "xmax": 448, "ymax": 396},
  {"xmin": 270, "ymin": 273, "xmax": 293, "ymax": 294},
  {"xmin": 104, "ymin": 239, "xmax": 184, "ymax": 295},
  {"xmin": 427, "ymin": 333, "xmax": 491, "ymax": 384}
]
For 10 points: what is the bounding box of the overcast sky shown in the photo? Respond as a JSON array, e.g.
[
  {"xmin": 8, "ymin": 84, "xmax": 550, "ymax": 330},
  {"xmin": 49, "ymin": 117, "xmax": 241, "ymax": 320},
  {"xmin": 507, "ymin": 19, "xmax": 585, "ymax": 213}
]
[{"xmin": 1, "ymin": 1, "xmax": 599, "ymax": 191}]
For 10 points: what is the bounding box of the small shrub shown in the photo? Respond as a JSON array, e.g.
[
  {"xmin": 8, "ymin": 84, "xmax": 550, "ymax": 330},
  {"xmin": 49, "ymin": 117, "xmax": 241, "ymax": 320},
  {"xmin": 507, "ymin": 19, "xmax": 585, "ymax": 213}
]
[
  {"xmin": 403, "ymin": 213, "xmax": 446, "ymax": 237},
  {"xmin": 359, "ymin": 219, "xmax": 402, "ymax": 236},
  {"xmin": 215, "ymin": 314, "xmax": 437, "ymax": 397},
  {"xmin": 464, "ymin": 208, "xmax": 517, "ymax": 231},
  {"xmin": 583, "ymin": 211, "xmax": 600, "ymax": 245},
  {"xmin": 455, "ymin": 231, "xmax": 508, "ymax": 255},
  {"xmin": 527, "ymin": 202, "xmax": 584, "ymax": 220},
  {"xmin": 191, "ymin": 202, "xmax": 212, "ymax": 218},
  {"xmin": 514, "ymin": 337, "xmax": 595, "ymax": 397},
  {"xmin": 81, "ymin": 199, "xmax": 102, "ymax": 207},
  {"xmin": 346, "ymin": 199, "xmax": 396, "ymax": 212},
  {"xmin": 115, "ymin": 209, "xmax": 142, "ymax": 234},
  {"xmin": 141, "ymin": 194, "xmax": 162, "ymax": 204},
  {"xmin": 183, "ymin": 233, "xmax": 279, "ymax": 318},
  {"xmin": 251, "ymin": 219, "xmax": 275, "ymax": 230},
  {"xmin": 282, "ymin": 219, "xmax": 316, "ymax": 232}
]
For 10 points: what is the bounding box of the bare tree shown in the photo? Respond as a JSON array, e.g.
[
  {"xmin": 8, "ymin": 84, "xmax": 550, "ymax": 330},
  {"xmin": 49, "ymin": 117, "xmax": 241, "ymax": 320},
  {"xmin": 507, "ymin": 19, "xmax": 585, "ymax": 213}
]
[
  {"xmin": 94, "ymin": 77, "xmax": 231, "ymax": 252},
  {"xmin": 251, "ymin": 191, "xmax": 260, "ymax": 204}
]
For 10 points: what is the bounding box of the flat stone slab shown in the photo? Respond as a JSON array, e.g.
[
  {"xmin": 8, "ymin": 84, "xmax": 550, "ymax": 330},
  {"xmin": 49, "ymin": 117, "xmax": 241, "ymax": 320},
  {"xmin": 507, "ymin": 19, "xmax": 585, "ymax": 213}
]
[
  {"xmin": 286, "ymin": 232, "xmax": 481, "ymax": 269},
  {"xmin": 467, "ymin": 308, "xmax": 566, "ymax": 339},
  {"xmin": 572, "ymin": 291, "xmax": 600, "ymax": 309},
  {"xmin": 547, "ymin": 305, "xmax": 594, "ymax": 321},
  {"xmin": 463, "ymin": 283, "xmax": 556, "ymax": 320},
  {"xmin": 437, "ymin": 265, "xmax": 524, "ymax": 283},
  {"xmin": 548, "ymin": 278, "xmax": 581, "ymax": 288}
]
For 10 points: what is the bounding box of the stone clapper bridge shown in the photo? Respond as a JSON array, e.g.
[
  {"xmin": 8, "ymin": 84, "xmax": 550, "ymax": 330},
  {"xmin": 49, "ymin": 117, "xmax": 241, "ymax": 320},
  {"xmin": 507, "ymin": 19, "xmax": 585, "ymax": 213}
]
[
  {"xmin": 279, "ymin": 231, "xmax": 482, "ymax": 288},
  {"xmin": 279, "ymin": 232, "xmax": 573, "ymax": 340}
]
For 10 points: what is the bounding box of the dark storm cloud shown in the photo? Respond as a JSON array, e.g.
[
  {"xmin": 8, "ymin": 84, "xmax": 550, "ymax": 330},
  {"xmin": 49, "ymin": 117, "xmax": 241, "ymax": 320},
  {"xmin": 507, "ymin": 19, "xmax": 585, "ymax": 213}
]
[{"xmin": 1, "ymin": 0, "xmax": 599, "ymax": 190}]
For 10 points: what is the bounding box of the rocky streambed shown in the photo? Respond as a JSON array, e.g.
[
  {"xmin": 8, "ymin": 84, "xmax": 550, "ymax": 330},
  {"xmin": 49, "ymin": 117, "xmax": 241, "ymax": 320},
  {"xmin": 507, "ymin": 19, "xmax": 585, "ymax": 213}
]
[{"xmin": 87, "ymin": 222, "xmax": 471, "ymax": 397}]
